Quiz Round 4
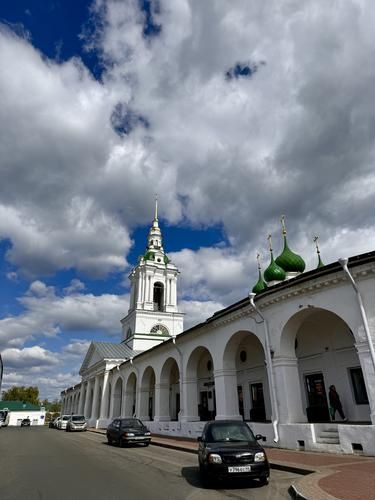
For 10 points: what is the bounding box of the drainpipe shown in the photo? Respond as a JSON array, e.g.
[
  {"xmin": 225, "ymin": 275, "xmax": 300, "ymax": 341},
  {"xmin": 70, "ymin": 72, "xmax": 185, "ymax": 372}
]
[
  {"xmin": 249, "ymin": 292, "xmax": 280, "ymax": 443},
  {"xmin": 338, "ymin": 258, "xmax": 375, "ymax": 371},
  {"xmin": 172, "ymin": 336, "xmax": 183, "ymax": 428}
]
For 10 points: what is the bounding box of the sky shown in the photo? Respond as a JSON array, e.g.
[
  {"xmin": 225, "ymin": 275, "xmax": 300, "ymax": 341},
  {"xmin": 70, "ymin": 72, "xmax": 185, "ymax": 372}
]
[{"xmin": 1, "ymin": 0, "xmax": 375, "ymax": 400}]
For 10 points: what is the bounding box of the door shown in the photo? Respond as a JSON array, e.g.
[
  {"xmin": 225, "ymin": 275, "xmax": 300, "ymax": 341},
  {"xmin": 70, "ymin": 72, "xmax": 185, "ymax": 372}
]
[
  {"xmin": 249, "ymin": 383, "xmax": 266, "ymax": 422},
  {"xmin": 305, "ymin": 373, "xmax": 330, "ymax": 422}
]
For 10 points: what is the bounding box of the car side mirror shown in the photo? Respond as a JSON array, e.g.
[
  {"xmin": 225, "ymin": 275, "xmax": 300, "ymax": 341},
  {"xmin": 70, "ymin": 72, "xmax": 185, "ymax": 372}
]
[
  {"xmin": 197, "ymin": 436, "xmax": 202, "ymax": 442},
  {"xmin": 255, "ymin": 434, "xmax": 266, "ymax": 441}
]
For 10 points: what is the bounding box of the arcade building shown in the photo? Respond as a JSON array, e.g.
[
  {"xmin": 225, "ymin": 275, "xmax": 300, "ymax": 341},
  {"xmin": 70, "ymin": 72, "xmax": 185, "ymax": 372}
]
[{"xmin": 62, "ymin": 207, "xmax": 375, "ymax": 455}]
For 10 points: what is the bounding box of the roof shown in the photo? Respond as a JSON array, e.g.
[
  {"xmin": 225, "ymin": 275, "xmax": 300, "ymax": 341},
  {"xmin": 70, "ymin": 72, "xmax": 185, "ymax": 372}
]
[
  {"xmin": 0, "ymin": 400, "xmax": 42, "ymax": 411},
  {"xmin": 79, "ymin": 341, "xmax": 138, "ymax": 375},
  {"xmin": 93, "ymin": 342, "xmax": 136, "ymax": 359}
]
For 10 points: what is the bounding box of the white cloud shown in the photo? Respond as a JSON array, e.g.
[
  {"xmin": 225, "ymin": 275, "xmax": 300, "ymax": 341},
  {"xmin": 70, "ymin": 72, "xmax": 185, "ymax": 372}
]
[
  {"xmin": 1, "ymin": 346, "xmax": 59, "ymax": 368},
  {"xmin": 0, "ymin": 282, "xmax": 128, "ymax": 351}
]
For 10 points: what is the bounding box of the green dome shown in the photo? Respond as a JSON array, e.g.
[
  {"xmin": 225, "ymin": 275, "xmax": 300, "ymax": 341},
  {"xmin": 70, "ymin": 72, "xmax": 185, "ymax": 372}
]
[
  {"xmin": 316, "ymin": 254, "xmax": 324, "ymax": 269},
  {"xmin": 275, "ymin": 236, "xmax": 305, "ymax": 273},
  {"xmin": 252, "ymin": 269, "xmax": 267, "ymax": 294},
  {"xmin": 264, "ymin": 253, "xmax": 286, "ymax": 282}
]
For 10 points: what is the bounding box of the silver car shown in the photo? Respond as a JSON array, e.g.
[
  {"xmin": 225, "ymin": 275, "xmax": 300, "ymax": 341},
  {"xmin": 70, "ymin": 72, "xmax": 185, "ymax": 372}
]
[
  {"xmin": 57, "ymin": 415, "xmax": 71, "ymax": 430},
  {"xmin": 66, "ymin": 415, "xmax": 87, "ymax": 432}
]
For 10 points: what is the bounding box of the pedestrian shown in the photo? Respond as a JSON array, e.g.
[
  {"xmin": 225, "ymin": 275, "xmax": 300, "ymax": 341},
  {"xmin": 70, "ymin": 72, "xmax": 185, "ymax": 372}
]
[{"xmin": 329, "ymin": 385, "xmax": 347, "ymax": 421}]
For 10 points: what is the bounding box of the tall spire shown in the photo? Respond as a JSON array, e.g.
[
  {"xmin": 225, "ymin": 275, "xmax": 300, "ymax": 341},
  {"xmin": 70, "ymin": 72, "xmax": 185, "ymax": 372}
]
[
  {"xmin": 142, "ymin": 196, "xmax": 170, "ymax": 264},
  {"xmin": 154, "ymin": 194, "xmax": 158, "ymax": 222},
  {"xmin": 152, "ymin": 194, "xmax": 159, "ymax": 229},
  {"xmin": 314, "ymin": 236, "xmax": 324, "ymax": 268}
]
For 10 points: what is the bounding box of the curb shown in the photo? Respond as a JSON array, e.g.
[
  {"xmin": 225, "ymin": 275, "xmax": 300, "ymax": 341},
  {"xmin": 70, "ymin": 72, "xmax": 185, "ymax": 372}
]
[{"xmin": 288, "ymin": 484, "xmax": 309, "ymax": 500}]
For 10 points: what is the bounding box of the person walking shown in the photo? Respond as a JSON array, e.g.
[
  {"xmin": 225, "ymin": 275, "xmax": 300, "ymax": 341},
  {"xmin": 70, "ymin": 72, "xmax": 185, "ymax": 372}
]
[{"xmin": 329, "ymin": 385, "xmax": 347, "ymax": 421}]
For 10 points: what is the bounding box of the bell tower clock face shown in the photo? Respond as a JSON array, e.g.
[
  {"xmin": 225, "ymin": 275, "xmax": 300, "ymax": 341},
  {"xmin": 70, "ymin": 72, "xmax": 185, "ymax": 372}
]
[{"xmin": 150, "ymin": 324, "xmax": 169, "ymax": 335}]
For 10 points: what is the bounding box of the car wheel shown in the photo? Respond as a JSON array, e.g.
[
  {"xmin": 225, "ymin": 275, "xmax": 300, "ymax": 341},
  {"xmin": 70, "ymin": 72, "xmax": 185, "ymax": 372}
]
[
  {"xmin": 199, "ymin": 464, "xmax": 212, "ymax": 488},
  {"xmin": 259, "ymin": 477, "xmax": 269, "ymax": 486},
  {"xmin": 143, "ymin": 442, "xmax": 149, "ymax": 447},
  {"xmin": 107, "ymin": 435, "xmax": 113, "ymax": 445}
]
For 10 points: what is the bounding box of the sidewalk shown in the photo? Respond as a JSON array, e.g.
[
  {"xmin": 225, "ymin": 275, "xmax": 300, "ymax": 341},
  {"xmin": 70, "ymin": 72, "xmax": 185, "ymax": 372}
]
[{"xmin": 89, "ymin": 428, "xmax": 375, "ymax": 499}]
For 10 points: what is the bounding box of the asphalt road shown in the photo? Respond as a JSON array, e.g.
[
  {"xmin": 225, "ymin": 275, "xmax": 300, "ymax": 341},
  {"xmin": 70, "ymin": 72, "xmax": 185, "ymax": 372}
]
[{"xmin": 0, "ymin": 426, "xmax": 299, "ymax": 500}]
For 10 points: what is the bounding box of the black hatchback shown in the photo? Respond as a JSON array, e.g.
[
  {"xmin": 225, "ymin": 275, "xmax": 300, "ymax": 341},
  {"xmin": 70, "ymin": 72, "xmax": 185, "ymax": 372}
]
[
  {"xmin": 106, "ymin": 418, "xmax": 151, "ymax": 447},
  {"xmin": 197, "ymin": 420, "xmax": 270, "ymax": 486}
]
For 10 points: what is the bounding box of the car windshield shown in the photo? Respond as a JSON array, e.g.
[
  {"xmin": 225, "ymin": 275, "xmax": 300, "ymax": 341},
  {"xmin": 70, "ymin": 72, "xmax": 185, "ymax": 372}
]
[
  {"xmin": 206, "ymin": 423, "xmax": 256, "ymax": 443},
  {"xmin": 121, "ymin": 419, "xmax": 143, "ymax": 428},
  {"xmin": 62, "ymin": 416, "xmax": 70, "ymax": 421},
  {"xmin": 71, "ymin": 416, "xmax": 85, "ymax": 422}
]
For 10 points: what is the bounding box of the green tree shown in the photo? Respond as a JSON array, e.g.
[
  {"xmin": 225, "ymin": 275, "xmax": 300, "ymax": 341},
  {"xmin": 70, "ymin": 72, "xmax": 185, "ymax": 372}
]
[{"xmin": 2, "ymin": 385, "xmax": 40, "ymax": 405}]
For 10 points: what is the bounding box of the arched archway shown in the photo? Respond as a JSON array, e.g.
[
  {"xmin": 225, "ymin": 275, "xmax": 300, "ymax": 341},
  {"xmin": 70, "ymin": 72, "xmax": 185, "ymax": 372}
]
[
  {"xmin": 222, "ymin": 331, "xmax": 270, "ymax": 422},
  {"xmin": 139, "ymin": 366, "xmax": 155, "ymax": 421},
  {"xmin": 159, "ymin": 357, "xmax": 180, "ymax": 421},
  {"xmin": 185, "ymin": 347, "xmax": 215, "ymax": 421},
  {"xmin": 278, "ymin": 308, "xmax": 370, "ymax": 423},
  {"xmin": 112, "ymin": 377, "xmax": 123, "ymax": 417},
  {"xmin": 124, "ymin": 372, "xmax": 137, "ymax": 417}
]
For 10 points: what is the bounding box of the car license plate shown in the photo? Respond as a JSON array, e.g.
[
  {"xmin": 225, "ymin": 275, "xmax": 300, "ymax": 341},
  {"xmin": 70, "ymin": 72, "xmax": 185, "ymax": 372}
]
[{"xmin": 228, "ymin": 466, "xmax": 251, "ymax": 473}]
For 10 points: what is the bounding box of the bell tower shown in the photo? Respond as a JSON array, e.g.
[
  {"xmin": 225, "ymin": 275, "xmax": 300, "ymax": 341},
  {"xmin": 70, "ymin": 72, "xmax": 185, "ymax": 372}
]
[{"xmin": 121, "ymin": 198, "xmax": 184, "ymax": 351}]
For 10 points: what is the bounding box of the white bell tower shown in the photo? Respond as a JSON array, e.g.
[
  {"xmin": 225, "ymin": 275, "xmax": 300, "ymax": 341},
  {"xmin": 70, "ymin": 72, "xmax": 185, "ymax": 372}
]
[{"xmin": 121, "ymin": 198, "xmax": 184, "ymax": 351}]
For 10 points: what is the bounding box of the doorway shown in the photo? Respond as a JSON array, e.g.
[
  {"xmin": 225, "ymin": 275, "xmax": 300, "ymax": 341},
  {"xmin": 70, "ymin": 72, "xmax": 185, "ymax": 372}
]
[
  {"xmin": 249, "ymin": 382, "xmax": 266, "ymax": 422},
  {"xmin": 305, "ymin": 372, "xmax": 330, "ymax": 422}
]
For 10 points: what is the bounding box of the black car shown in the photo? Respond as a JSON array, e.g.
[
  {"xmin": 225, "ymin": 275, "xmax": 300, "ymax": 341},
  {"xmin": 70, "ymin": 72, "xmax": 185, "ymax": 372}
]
[
  {"xmin": 106, "ymin": 418, "xmax": 151, "ymax": 447},
  {"xmin": 21, "ymin": 418, "xmax": 31, "ymax": 427},
  {"xmin": 197, "ymin": 420, "xmax": 270, "ymax": 486}
]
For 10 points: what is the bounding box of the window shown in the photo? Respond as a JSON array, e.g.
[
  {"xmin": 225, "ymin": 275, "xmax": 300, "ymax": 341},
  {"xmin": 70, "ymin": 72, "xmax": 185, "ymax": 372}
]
[
  {"xmin": 150, "ymin": 324, "xmax": 169, "ymax": 335},
  {"xmin": 153, "ymin": 282, "xmax": 164, "ymax": 311},
  {"xmin": 350, "ymin": 367, "xmax": 369, "ymax": 405}
]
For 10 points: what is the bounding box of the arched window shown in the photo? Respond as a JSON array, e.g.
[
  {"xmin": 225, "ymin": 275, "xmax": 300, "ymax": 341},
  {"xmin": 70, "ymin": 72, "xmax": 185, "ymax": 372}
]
[
  {"xmin": 150, "ymin": 324, "xmax": 169, "ymax": 336},
  {"xmin": 153, "ymin": 282, "xmax": 164, "ymax": 311}
]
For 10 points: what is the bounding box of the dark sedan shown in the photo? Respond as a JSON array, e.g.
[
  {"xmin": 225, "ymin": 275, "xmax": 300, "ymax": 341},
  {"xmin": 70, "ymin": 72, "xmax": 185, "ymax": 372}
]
[
  {"xmin": 106, "ymin": 418, "xmax": 151, "ymax": 447},
  {"xmin": 198, "ymin": 420, "xmax": 270, "ymax": 486}
]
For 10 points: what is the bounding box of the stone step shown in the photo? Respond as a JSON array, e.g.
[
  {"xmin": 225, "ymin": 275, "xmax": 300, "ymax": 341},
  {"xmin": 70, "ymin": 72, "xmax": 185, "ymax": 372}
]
[
  {"xmin": 316, "ymin": 437, "xmax": 340, "ymax": 444},
  {"xmin": 319, "ymin": 431, "xmax": 339, "ymax": 438},
  {"xmin": 313, "ymin": 442, "xmax": 342, "ymax": 453}
]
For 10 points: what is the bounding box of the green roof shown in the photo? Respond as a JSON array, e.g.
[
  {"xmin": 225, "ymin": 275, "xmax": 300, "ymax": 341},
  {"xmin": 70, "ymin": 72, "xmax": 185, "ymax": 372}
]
[
  {"xmin": 252, "ymin": 269, "xmax": 268, "ymax": 294},
  {"xmin": 275, "ymin": 236, "xmax": 305, "ymax": 273},
  {"xmin": 264, "ymin": 252, "xmax": 286, "ymax": 282},
  {"xmin": 0, "ymin": 400, "xmax": 42, "ymax": 411}
]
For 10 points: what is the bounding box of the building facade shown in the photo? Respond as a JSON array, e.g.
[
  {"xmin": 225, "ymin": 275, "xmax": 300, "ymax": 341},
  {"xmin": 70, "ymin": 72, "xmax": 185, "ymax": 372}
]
[{"xmin": 62, "ymin": 213, "xmax": 375, "ymax": 455}]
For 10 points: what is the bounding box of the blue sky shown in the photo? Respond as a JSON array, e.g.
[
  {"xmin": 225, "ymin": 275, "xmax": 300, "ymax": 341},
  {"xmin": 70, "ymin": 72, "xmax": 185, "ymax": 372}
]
[{"xmin": 1, "ymin": 0, "xmax": 375, "ymax": 399}]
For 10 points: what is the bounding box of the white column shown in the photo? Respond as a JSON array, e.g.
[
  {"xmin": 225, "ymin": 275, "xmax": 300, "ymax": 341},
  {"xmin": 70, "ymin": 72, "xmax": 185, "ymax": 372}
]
[
  {"xmin": 83, "ymin": 380, "xmax": 92, "ymax": 419},
  {"xmin": 153, "ymin": 383, "xmax": 170, "ymax": 422},
  {"xmin": 356, "ymin": 342, "xmax": 375, "ymax": 424},
  {"xmin": 99, "ymin": 371, "xmax": 110, "ymax": 420},
  {"xmin": 214, "ymin": 369, "xmax": 242, "ymax": 420},
  {"xmin": 91, "ymin": 375, "xmax": 100, "ymax": 420},
  {"xmin": 273, "ymin": 356, "xmax": 306, "ymax": 423},
  {"xmin": 180, "ymin": 377, "xmax": 200, "ymax": 422}
]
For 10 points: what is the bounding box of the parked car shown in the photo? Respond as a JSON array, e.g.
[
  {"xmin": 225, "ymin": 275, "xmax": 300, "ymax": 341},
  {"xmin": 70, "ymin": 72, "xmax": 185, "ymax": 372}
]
[
  {"xmin": 197, "ymin": 420, "xmax": 270, "ymax": 486},
  {"xmin": 49, "ymin": 417, "xmax": 61, "ymax": 428},
  {"xmin": 106, "ymin": 418, "xmax": 151, "ymax": 447},
  {"xmin": 57, "ymin": 415, "xmax": 71, "ymax": 430},
  {"xmin": 66, "ymin": 415, "xmax": 87, "ymax": 432},
  {"xmin": 21, "ymin": 417, "xmax": 31, "ymax": 427}
]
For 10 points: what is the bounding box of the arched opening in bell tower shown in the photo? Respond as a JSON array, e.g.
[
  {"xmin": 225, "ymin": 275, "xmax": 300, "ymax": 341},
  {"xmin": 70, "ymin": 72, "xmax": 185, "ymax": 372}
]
[{"xmin": 153, "ymin": 282, "xmax": 164, "ymax": 311}]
